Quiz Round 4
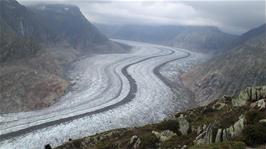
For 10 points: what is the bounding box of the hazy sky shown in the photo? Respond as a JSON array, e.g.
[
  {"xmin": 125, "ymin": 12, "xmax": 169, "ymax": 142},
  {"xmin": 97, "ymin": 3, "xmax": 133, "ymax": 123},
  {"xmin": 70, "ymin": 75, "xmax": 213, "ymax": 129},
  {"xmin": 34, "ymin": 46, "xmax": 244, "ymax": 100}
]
[{"xmin": 19, "ymin": 0, "xmax": 266, "ymax": 34}]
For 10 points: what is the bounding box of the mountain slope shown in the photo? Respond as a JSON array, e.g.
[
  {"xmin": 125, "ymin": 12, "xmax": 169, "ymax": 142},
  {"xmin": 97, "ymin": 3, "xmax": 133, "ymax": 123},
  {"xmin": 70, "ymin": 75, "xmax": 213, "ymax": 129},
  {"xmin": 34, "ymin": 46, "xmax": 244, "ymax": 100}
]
[
  {"xmin": 182, "ymin": 24, "xmax": 266, "ymax": 105},
  {"xmin": 0, "ymin": 0, "xmax": 42, "ymax": 62},
  {"xmin": 0, "ymin": 0, "xmax": 70, "ymax": 113},
  {"xmin": 29, "ymin": 4, "xmax": 108, "ymax": 49},
  {"xmin": 0, "ymin": 0, "xmax": 45, "ymax": 38},
  {"xmin": 167, "ymin": 26, "xmax": 236, "ymax": 53},
  {"xmin": 97, "ymin": 24, "xmax": 237, "ymax": 53},
  {"xmin": 0, "ymin": 0, "xmax": 127, "ymax": 113}
]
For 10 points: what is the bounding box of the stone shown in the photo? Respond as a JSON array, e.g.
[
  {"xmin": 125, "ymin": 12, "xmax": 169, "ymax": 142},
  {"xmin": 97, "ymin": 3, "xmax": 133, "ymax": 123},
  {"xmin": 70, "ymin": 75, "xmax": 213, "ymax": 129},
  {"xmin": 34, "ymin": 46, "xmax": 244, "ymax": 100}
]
[
  {"xmin": 222, "ymin": 129, "xmax": 228, "ymax": 141},
  {"xmin": 221, "ymin": 115, "xmax": 245, "ymax": 141},
  {"xmin": 233, "ymin": 86, "xmax": 266, "ymax": 106},
  {"xmin": 223, "ymin": 96, "xmax": 232, "ymax": 102},
  {"xmin": 203, "ymin": 124, "xmax": 207, "ymax": 130},
  {"xmin": 212, "ymin": 102, "xmax": 226, "ymax": 110},
  {"xmin": 250, "ymin": 99, "xmax": 266, "ymax": 110},
  {"xmin": 197, "ymin": 126, "xmax": 202, "ymax": 135},
  {"xmin": 259, "ymin": 119, "xmax": 266, "ymax": 123},
  {"xmin": 178, "ymin": 114, "xmax": 190, "ymax": 135},
  {"xmin": 152, "ymin": 130, "xmax": 177, "ymax": 142},
  {"xmin": 205, "ymin": 125, "xmax": 213, "ymax": 144},
  {"xmin": 215, "ymin": 129, "xmax": 222, "ymax": 143},
  {"xmin": 134, "ymin": 138, "xmax": 141, "ymax": 149},
  {"xmin": 181, "ymin": 145, "xmax": 187, "ymax": 149},
  {"xmin": 129, "ymin": 135, "xmax": 141, "ymax": 149},
  {"xmin": 129, "ymin": 135, "xmax": 138, "ymax": 145},
  {"xmin": 195, "ymin": 138, "xmax": 205, "ymax": 145},
  {"xmin": 232, "ymin": 115, "xmax": 245, "ymax": 137},
  {"xmin": 194, "ymin": 124, "xmax": 214, "ymax": 144}
]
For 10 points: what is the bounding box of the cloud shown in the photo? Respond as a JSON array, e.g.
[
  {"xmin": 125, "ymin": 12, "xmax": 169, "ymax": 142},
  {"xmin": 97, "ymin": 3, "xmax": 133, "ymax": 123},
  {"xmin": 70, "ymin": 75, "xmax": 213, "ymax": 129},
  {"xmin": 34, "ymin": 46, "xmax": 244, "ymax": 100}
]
[
  {"xmin": 184, "ymin": 1, "xmax": 266, "ymax": 33},
  {"xmin": 18, "ymin": 0, "xmax": 266, "ymax": 34}
]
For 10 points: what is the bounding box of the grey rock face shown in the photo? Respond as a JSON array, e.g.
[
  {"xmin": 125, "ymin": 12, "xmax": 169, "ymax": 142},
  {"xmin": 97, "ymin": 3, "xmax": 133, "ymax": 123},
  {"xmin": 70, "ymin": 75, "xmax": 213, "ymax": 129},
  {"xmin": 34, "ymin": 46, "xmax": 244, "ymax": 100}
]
[
  {"xmin": 152, "ymin": 130, "xmax": 177, "ymax": 142},
  {"xmin": 129, "ymin": 135, "xmax": 138, "ymax": 145},
  {"xmin": 178, "ymin": 114, "xmax": 190, "ymax": 135},
  {"xmin": 194, "ymin": 115, "xmax": 245, "ymax": 144},
  {"xmin": 215, "ymin": 129, "xmax": 222, "ymax": 143},
  {"xmin": 233, "ymin": 86, "xmax": 266, "ymax": 106},
  {"xmin": 259, "ymin": 119, "xmax": 266, "ymax": 123},
  {"xmin": 129, "ymin": 135, "xmax": 141, "ymax": 149},
  {"xmin": 194, "ymin": 124, "xmax": 214, "ymax": 144},
  {"xmin": 250, "ymin": 99, "xmax": 266, "ymax": 110}
]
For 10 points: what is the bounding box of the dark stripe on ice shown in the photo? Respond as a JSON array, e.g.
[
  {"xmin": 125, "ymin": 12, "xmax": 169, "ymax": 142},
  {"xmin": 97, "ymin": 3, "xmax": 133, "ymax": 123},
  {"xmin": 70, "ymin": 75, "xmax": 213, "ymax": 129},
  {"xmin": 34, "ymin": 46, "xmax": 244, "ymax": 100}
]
[{"xmin": 0, "ymin": 47, "xmax": 190, "ymax": 141}]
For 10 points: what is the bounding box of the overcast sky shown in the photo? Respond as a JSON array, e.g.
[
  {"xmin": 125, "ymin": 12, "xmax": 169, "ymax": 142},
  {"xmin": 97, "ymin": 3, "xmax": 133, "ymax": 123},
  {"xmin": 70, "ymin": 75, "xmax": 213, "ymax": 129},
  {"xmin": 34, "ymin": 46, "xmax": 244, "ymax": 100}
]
[{"xmin": 18, "ymin": 0, "xmax": 266, "ymax": 34}]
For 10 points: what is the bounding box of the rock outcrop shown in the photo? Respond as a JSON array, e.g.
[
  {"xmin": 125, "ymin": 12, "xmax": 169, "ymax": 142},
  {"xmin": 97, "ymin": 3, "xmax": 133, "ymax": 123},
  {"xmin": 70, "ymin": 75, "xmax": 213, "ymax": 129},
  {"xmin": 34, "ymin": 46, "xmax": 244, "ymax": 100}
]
[
  {"xmin": 152, "ymin": 130, "xmax": 177, "ymax": 142},
  {"xmin": 233, "ymin": 86, "xmax": 266, "ymax": 106},
  {"xmin": 56, "ymin": 86, "xmax": 266, "ymax": 149},
  {"xmin": 129, "ymin": 135, "xmax": 141, "ymax": 149},
  {"xmin": 177, "ymin": 114, "xmax": 190, "ymax": 135}
]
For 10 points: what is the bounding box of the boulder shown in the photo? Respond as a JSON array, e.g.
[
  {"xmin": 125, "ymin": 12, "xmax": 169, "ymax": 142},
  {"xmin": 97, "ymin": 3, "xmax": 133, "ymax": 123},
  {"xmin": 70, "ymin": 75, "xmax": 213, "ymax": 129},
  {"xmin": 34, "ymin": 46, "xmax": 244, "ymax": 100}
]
[
  {"xmin": 222, "ymin": 115, "xmax": 245, "ymax": 140},
  {"xmin": 178, "ymin": 114, "xmax": 190, "ymax": 135},
  {"xmin": 134, "ymin": 138, "xmax": 141, "ymax": 149},
  {"xmin": 152, "ymin": 130, "xmax": 177, "ymax": 142},
  {"xmin": 212, "ymin": 102, "xmax": 226, "ymax": 110},
  {"xmin": 250, "ymin": 99, "xmax": 266, "ymax": 110},
  {"xmin": 129, "ymin": 135, "xmax": 138, "ymax": 145},
  {"xmin": 215, "ymin": 129, "xmax": 222, "ymax": 143},
  {"xmin": 194, "ymin": 124, "xmax": 214, "ymax": 144},
  {"xmin": 197, "ymin": 126, "xmax": 202, "ymax": 135},
  {"xmin": 233, "ymin": 86, "xmax": 266, "ymax": 106},
  {"xmin": 259, "ymin": 119, "xmax": 266, "ymax": 123},
  {"xmin": 129, "ymin": 135, "xmax": 141, "ymax": 149},
  {"xmin": 181, "ymin": 145, "xmax": 187, "ymax": 149}
]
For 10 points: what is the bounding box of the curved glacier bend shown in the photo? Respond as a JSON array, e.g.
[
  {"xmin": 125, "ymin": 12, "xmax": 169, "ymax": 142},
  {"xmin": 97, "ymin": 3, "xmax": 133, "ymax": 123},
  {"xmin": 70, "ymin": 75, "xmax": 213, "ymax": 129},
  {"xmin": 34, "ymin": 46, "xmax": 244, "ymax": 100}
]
[{"xmin": 0, "ymin": 40, "xmax": 203, "ymax": 149}]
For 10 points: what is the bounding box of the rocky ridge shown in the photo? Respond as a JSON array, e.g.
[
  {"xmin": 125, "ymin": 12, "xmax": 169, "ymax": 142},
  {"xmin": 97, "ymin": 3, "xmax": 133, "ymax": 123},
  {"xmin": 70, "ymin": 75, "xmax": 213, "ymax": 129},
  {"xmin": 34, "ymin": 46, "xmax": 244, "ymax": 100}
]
[
  {"xmin": 182, "ymin": 24, "xmax": 266, "ymax": 105},
  {"xmin": 54, "ymin": 86, "xmax": 266, "ymax": 149}
]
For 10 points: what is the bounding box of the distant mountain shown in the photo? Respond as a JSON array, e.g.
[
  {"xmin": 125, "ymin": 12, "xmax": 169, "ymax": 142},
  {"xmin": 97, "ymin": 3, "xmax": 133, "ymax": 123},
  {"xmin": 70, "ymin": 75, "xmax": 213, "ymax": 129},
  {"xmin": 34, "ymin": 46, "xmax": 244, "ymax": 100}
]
[
  {"xmin": 182, "ymin": 24, "xmax": 266, "ymax": 105},
  {"xmin": 232, "ymin": 24, "xmax": 266, "ymax": 48},
  {"xmin": 97, "ymin": 24, "xmax": 183, "ymax": 43},
  {"xmin": 167, "ymin": 26, "xmax": 237, "ymax": 53},
  {"xmin": 97, "ymin": 24, "xmax": 237, "ymax": 53}
]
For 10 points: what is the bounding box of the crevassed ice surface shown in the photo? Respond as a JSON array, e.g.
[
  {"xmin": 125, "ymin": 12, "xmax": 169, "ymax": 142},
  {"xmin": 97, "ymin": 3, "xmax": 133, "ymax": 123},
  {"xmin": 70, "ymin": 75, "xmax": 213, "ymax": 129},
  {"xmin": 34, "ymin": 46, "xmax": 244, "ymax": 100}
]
[{"xmin": 0, "ymin": 40, "xmax": 206, "ymax": 149}]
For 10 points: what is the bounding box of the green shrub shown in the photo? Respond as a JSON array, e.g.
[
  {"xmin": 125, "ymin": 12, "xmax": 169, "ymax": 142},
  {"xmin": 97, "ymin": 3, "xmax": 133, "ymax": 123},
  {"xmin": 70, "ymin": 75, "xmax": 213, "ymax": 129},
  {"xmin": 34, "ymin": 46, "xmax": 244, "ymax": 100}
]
[
  {"xmin": 245, "ymin": 110, "xmax": 265, "ymax": 125},
  {"xmin": 156, "ymin": 119, "xmax": 181, "ymax": 134},
  {"xmin": 242, "ymin": 123, "xmax": 266, "ymax": 146},
  {"xmin": 190, "ymin": 141, "xmax": 246, "ymax": 149},
  {"xmin": 140, "ymin": 133, "xmax": 158, "ymax": 149},
  {"xmin": 96, "ymin": 141, "xmax": 117, "ymax": 149}
]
